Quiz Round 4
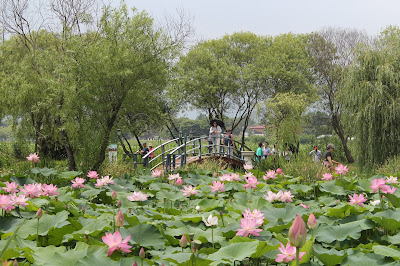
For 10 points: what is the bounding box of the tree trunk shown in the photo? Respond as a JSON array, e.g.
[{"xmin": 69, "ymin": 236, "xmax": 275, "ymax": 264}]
[
  {"xmin": 134, "ymin": 133, "xmax": 143, "ymax": 151},
  {"xmin": 55, "ymin": 116, "xmax": 76, "ymax": 170},
  {"xmin": 331, "ymin": 113, "xmax": 354, "ymax": 163},
  {"xmin": 92, "ymin": 110, "xmax": 120, "ymax": 171}
]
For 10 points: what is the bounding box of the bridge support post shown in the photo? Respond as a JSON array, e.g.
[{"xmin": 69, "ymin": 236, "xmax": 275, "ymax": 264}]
[{"xmin": 241, "ymin": 151, "xmax": 255, "ymax": 167}]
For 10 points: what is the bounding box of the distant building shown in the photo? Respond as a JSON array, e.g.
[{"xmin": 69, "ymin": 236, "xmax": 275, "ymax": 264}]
[{"xmin": 249, "ymin": 125, "xmax": 266, "ymax": 136}]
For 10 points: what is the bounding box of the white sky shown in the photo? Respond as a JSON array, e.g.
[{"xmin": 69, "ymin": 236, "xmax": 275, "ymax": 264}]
[
  {"xmin": 108, "ymin": 0, "xmax": 400, "ymax": 119},
  {"xmin": 110, "ymin": 0, "xmax": 400, "ymax": 39}
]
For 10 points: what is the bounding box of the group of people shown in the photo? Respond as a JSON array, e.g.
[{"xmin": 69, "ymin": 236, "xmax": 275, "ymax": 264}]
[
  {"xmin": 309, "ymin": 143, "xmax": 339, "ymax": 171},
  {"xmin": 137, "ymin": 142, "xmax": 155, "ymax": 167},
  {"xmin": 208, "ymin": 121, "xmax": 234, "ymax": 156},
  {"xmin": 256, "ymin": 142, "xmax": 280, "ymax": 161}
]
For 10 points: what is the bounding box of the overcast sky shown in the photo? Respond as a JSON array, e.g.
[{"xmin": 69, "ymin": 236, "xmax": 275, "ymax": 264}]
[
  {"xmin": 107, "ymin": 0, "xmax": 400, "ymax": 119},
  {"xmin": 110, "ymin": 0, "xmax": 400, "ymax": 39}
]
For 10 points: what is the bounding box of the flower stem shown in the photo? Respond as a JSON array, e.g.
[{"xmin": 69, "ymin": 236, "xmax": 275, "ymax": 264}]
[
  {"xmin": 37, "ymin": 218, "xmax": 39, "ymax": 247},
  {"xmin": 296, "ymin": 246, "xmax": 300, "ymax": 266},
  {"xmin": 379, "ymin": 190, "xmax": 384, "ymax": 209},
  {"xmin": 212, "ymin": 227, "xmax": 214, "ymax": 252}
]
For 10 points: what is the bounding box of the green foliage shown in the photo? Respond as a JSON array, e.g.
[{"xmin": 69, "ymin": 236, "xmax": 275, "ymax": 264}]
[
  {"xmin": 264, "ymin": 92, "xmax": 309, "ymax": 145},
  {"xmin": 342, "ymin": 25, "xmax": 400, "ymax": 169}
]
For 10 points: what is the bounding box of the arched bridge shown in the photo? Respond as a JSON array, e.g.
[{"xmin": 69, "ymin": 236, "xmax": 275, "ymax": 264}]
[{"xmin": 120, "ymin": 136, "xmax": 257, "ymax": 172}]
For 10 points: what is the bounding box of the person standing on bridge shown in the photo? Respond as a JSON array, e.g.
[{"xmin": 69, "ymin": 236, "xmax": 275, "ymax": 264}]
[
  {"xmin": 209, "ymin": 121, "xmax": 222, "ymax": 155},
  {"xmin": 223, "ymin": 129, "xmax": 234, "ymax": 158}
]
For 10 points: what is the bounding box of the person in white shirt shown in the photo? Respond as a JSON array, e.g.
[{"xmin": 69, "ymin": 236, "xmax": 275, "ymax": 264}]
[
  {"xmin": 262, "ymin": 142, "xmax": 272, "ymax": 159},
  {"xmin": 309, "ymin": 145, "xmax": 322, "ymax": 162},
  {"xmin": 209, "ymin": 121, "xmax": 222, "ymax": 155}
]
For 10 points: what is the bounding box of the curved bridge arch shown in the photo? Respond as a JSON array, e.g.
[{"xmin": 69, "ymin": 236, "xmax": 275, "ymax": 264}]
[{"xmin": 121, "ymin": 135, "xmax": 257, "ymax": 172}]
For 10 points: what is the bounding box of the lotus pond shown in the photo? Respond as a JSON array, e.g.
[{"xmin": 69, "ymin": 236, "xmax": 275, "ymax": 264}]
[{"xmin": 1, "ymin": 165, "xmax": 400, "ymax": 265}]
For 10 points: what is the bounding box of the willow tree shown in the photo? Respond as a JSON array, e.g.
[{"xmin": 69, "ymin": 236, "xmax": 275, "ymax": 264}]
[
  {"xmin": 308, "ymin": 27, "xmax": 370, "ymax": 163},
  {"xmin": 342, "ymin": 26, "xmax": 400, "ymax": 169}
]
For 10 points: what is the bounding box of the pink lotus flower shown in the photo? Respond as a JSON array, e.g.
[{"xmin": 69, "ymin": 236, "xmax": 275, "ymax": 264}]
[
  {"xmin": 263, "ymin": 170, "xmax": 277, "ymax": 180},
  {"xmin": 382, "ymin": 185, "xmax": 396, "ymax": 194},
  {"xmin": 236, "ymin": 217, "xmax": 263, "ymax": 237},
  {"xmin": 0, "ymin": 195, "xmax": 15, "ymax": 212},
  {"xmin": 41, "ymin": 184, "xmax": 60, "ymax": 196},
  {"xmin": 307, "ymin": 213, "xmax": 317, "ymax": 229},
  {"xmin": 219, "ymin": 174, "xmax": 233, "ymax": 182},
  {"xmin": 168, "ymin": 173, "xmax": 180, "ymax": 180},
  {"xmin": 335, "ymin": 164, "xmax": 349, "ymax": 175},
  {"xmin": 276, "ymin": 168, "xmax": 284, "ymax": 175},
  {"xmin": 370, "ymin": 178, "xmax": 395, "ymax": 194},
  {"xmin": 386, "ymin": 176, "xmax": 398, "ymax": 184},
  {"xmin": 264, "ymin": 191, "xmax": 278, "ymax": 202},
  {"xmin": 95, "ymin": 176, "xmax": 114, "ymax": 188},
  {"xmin": 71, "ymin": 177, "xmax": 86, "ymax": 189},
  {"xmin": 231, "ymin": 173, "xmax": 241, "ymax": 181},
  {"xmin": 370, "ymin": 178, "xmax": 386, "ymax": 192},
  {"xmin": 279, "ymin": 191, "xmax": 294, "ymax": 203},
  {"xmin": 348, "ymin": 193, "xmax": 367, "ymax": 207},
  {"xmin": 299, "ymin": 203, "xmax": 310, "ymax": 209},
  {"xmin": 126, "ymin": 191, "xmax": 148, "ymax": 201},
  {"xmin": 275, "ymin": 242, "xmax": 306, "ymax": 263},
  {"xmin": 11, "ymin": 194, "xmax": 29, "ymax": 208},
  {"xmin": 321, "ymin": 173, "xmax": 333, "ymax": 181},
  {"xmin": 87, "ymin": 171, "xmax": 99, "ymax": 179},
  {"xmin": 20, "ymin": 183, "xmax": 42, "ymax": 198},
  {"xmin": 175, "ymin": 178, "xmax": 184, "ymax": 186},
  {"xmin": 288, "ymin": 214, "xmax": 307, "ymax": 248},
  {"xmin": 2, "ymin": 182, "xmax": 19, "ymax": 194},
  {"xmin": 26, "ymin": 153, "xmax": 40, "ymax": 163},
  {"xmin": 243, "ymin": 209, "xmax": 265, "ymax": 227},
  {"xmin": 210, "ymin": 181, "xmax": 225, "ymax": 192},
  {"xmin": 243, "ymin": 172, "xmax": 255, "ymax": 179},
  {"xmin": 244, "ymin": 176, "xmax": 260, "ymax": 190},
  {"xmin": 243, "ymin": 164, "xmax": 253, "ymax": 170},
  {"xmin": 181, "ymin": 185, "xmax": 199, "ymax": 197},
  {"xmin": 102, "ymin": 231, "xmax": 132, "ymax": 257},
  {"xmin": 151, "ymin": 169, "xmax": 163, "ymax": 178}
]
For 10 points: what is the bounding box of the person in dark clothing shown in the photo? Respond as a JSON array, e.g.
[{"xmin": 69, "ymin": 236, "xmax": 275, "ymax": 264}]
[
  {"xmin": 139, "ymin": 142, "xmax": 150, "ymax": 167},
  {"xmin": 323, "ymin": 143, "xmax": 338, "ymax": 171}
]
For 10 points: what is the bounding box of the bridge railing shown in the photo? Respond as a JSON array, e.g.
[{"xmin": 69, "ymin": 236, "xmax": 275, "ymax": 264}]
[{"xmin": 125, "ymin": 135, "xmax": 256, "ymax": 171}]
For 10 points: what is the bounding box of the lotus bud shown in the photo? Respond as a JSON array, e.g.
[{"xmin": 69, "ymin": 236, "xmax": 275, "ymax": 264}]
[
  {"xmin": 307, "ymin": 213, "xmax": 317, "ymax": 229},
  {"xmin": 132, "ymin": 262, "xmax": 138, "ymax": 266},
  {"xmin": 128, "ymin": 207, "xmax": 132, "ymax": 213},
  {"xmin": 65, "ymin": 204, "xmax": 68, "ymax": 210},
  {"xmin": 179, "ymin": 205, "xmax": 183, "ymax": 210},
  {"xmin": 14, "ymin": 259, "xmax": 18, "ymax": 266},
  {"xmin": 161, "ymin": 263, "xmax": 165, "ymax": 266},
  {"xmin": 219, "ymin": 210, "xmax": 223, "ymax": 217},
  {"xmin": 112, "ymin": 190, "xmax": 117, "ymax": 200},
  {"xmin": 81, "ymin": 206, "xmax": 86, "ymax": 213},
  {"xmin": 276, "ymin": 168, "xmax": 283, "ymax": 175},
  {"xmin": 175, "ymin": 178, "xmax": 183, "ymax": 186},
  {"xmin": 115, "ymin": 210, "xmax": 124, "ymax": 227},
  {"xmin": 36, "ymin": 208, "xmax": 43, "ymax": 219},
  {"xmin": 117, "ymin": 200, "xmax": 122, "ymax": 208},
  {"xmin": 139, "ymin": 247, "xmax": 145, "ymax": 259},
  {"xmin": 195, "ymin": 206, "xmax": 200, "ymax": 212},
  {"xmin": 288, "ymin": 214, "xmax": 307, "ymax": 248},
  {"xmin": 179, "ymin": 234, "xmax": 188, "ymax": 248}
]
